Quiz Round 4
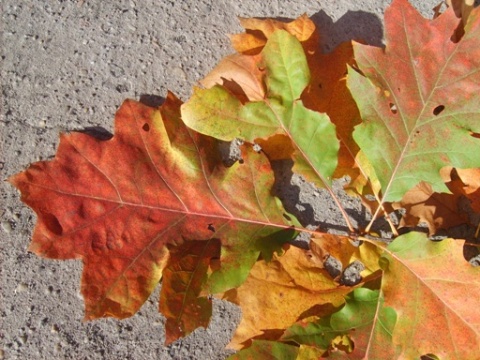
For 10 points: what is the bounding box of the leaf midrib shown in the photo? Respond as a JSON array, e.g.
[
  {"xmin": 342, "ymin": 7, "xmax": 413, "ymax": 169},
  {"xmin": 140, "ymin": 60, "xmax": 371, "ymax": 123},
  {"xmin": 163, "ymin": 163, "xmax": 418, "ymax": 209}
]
[
  {"xmin": 22, "ymin": 180, "xmax": 291, "ymax": 229},
  {"xmin": 384, "ymin": 246, "xmax": 479, "ymax": 335},
  {"xmin": 376, "ymin": 5, "xmax": 466, "ymax": 203}
]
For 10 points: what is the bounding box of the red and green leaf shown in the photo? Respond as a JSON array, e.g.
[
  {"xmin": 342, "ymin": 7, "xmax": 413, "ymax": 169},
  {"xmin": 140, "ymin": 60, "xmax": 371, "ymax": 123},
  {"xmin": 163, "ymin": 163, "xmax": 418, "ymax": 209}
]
[
  {"xmin": 9, "ymin": 92, "xmax": 298, "ymax": 324},
  {"xmin": 8, "ymin": 0, "xmax": 480, "ymax": 356},
  {"xmin": 379, "ymin": 233, "xmax": 480, "ymax": 359},
  {"xmin": 349, "ymin": 0, "xmax": 480, "ymax": 202}
]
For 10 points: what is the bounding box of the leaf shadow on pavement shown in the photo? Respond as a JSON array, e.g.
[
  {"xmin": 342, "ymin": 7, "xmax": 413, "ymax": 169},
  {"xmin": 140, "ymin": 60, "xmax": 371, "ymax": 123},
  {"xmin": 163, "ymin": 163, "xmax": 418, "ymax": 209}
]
[{"xmin": 310, "ymin": 10, "xmax": 384, "ymax": 52}]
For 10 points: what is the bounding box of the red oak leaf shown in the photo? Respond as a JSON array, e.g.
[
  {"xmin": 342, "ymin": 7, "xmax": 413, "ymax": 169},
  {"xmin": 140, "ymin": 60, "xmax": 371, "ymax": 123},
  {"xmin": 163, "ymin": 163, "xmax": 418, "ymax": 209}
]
[{"xmin": 9, "ymin": 92, "xmax": 297, "ymax": 328}]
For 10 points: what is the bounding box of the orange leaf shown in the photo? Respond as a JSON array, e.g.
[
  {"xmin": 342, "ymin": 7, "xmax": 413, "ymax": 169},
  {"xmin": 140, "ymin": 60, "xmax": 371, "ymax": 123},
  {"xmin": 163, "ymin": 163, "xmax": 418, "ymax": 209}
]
[
  {"xmin": 9, "ymin": 92, "xmax": 297, "ymax": 323},
  {"xmin": 393, "ymin": 181, "xmax": 468, "ymax": 235},
  {"xmin": 302, "ymin": 40, "xmax": 362, "ymax": 182},
  {"xmin": 447, "ymin": 168, "xmax": 480, "ymax": 213},
  {"xmin": 230, "ymin": 14, "xmax": 316, "ymax": 54},
  {"xmin": 381, "ymin": 233, "xmax": 480, "ymax": 358},
  {"xmin": 159, "ymin": 239, "xmax": 219, "ymax": 344},
  {"xmin": 200, "ymin": 53, "xmax": 265, "ymax": 102},
  {"xmin": 221, "ymin": 245, "xmax": 353, "ymax": 350}
]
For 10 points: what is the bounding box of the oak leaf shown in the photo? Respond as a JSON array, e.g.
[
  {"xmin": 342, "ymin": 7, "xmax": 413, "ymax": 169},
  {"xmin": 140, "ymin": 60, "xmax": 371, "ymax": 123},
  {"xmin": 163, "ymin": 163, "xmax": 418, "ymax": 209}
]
[
  {"xmin": 219, "ymin": 15, "xmax": 323, "ymax": 161},
  {"xmin": 230, "ymin": 14, "xmax": 316, "ymax": 55},
  {"xmin": 221, "ymin": 245, "xmax": 353, "ymax": 350},
  {"xmin": 280, "ymin": 232, "xmax": 480, "ymax": 359},
  {"xmin": 159, "ymin": 239, "xmax": 219, "ymax": 344},
  {"xmin": 392, "ymin": 181, "xmax": 468, "ymax": 235},
  {"xmin": 447, "ymin": 167, "xmax": 480, "ymax": 213},
  {"xmin": 9, "ymin": 2, "xmax": 480, "ymax": 356},
  {"xmin": 200, "ymin": 53, "xmax": 265, "ymax": 102},
  {"xmin": 200, "ymin": 16, "xmax": 362, "ymax": 183},
  {"xmin": 301, "ymin": 40, "xmax": 362, "ymax": 184},
  {"xmin": 182, "ymin": 30, "xmax": 339, "ymax": 190},
  {"xmin": 9, "ymin": 93, "xmax": 298, "ymax": 325},
  {"xmin": 380, "ymin": 232, "xmax": 480, "ymax": 359},
  {"xmin": 349, "ymin": 0, "xmax": 480, "ymax": 203}
]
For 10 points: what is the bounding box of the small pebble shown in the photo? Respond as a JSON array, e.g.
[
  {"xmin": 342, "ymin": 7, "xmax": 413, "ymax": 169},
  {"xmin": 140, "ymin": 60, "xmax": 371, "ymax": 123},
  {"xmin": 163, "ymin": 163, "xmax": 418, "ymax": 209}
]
[
  {"xmin": 1, "ymin": 220, "xmax": 12, "ymax": 233},
  {"xmin": 15, "ymin": 283, "xmax": 28, "ymax": 293},
  {"xmin": 340, "ymin": 260, "xmax": 365, "ymax": 286}
]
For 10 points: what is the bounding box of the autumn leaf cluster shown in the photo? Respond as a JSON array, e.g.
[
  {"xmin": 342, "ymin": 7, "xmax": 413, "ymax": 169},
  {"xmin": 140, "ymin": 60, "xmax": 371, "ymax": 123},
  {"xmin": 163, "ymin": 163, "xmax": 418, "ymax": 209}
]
[{"xmin": 9, "ymin": 0, "xmax": 480, "ymax": 358}]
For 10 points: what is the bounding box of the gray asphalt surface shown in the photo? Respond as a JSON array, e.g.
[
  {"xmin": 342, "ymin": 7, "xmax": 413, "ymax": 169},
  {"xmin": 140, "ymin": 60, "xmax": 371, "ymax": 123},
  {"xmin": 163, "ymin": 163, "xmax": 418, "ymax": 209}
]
[{"xmin": 1, "ymin": 1, "xmax": 441, "ymax": 359}]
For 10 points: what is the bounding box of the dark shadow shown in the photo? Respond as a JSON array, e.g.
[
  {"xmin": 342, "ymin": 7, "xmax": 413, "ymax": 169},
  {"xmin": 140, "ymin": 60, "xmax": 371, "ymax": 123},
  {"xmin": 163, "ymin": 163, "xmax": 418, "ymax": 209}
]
[
  {"xmin": 78, "ymin": 126, "xmax": 113, "ymax": 141},
  {"xmin": 271, "ymin": 160, "xmax": 318, "ymax": 227},
  {"xmin": 249, "ymin": 329, "xmax": 285, "ymax": 343},
  {"xmin": 464, "ymin": 240, "xmax": 480, "ymax": 267},
  {"xmin": 345, "ymin": 206, "xmax": 374, "ymax": 234},
  {"xmin": 310, "ymin": 10, "xmax": 384, "ymax": 52},
  {"xmin": 139, "ymin": 94, "xmax": 165, "ymax": 108},
  {"xmin": 271, "ymin": 158, "xmax": 397, "ymax": 239},
  {"xmin": 253, "ymin": 10, "xmax": 384, "ymax": 52},
  {"xmin": 271, "ymin": 160, "xmax": 353, "ymax": 235},
  {"xmin": 297, "ymin": 302, "xmax": 340, "ymax": 321}
]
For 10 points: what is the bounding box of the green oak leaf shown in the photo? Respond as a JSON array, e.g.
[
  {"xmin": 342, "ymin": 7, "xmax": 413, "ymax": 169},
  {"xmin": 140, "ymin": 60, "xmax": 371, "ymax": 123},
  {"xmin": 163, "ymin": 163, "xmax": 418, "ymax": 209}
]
[
  {"xmin": 182, "ymin": 30, "xmax": 339, "ymax": 187},
  {"xmin": 282, "ymin": 287, "xmax": 397, "ymax": 358}
]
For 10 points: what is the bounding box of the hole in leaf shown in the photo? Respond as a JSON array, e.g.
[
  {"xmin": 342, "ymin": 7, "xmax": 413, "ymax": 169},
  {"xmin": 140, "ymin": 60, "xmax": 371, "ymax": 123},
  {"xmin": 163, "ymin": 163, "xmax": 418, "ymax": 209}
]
[
  {"xmin": 463, "ymin": 241, "xmax": 480, "ymax": 266},
  {"xmin": 252, "ymin": 143, "xmax": 262, "ymax": 153},
  {"xmin": 389, "ymin": 103, "xmax": 397, "ymax": 114},
  {"xmin": 238, "ymin": 159, "xmax": 244, "ymax": 164},
  {"xmin": 283, "ymin": 213, "xmax": 292, "ymax": 221},
  {"xmin": 142, "ymin": 123, "xmax": 150, "ymax": 132},
  {"xmin": 207, "ymin": 223, "xmax": 215, "ymax": 232},
  {"xmin": 433, "ymin": 105, "xmax": 445, "ymax": 116}
]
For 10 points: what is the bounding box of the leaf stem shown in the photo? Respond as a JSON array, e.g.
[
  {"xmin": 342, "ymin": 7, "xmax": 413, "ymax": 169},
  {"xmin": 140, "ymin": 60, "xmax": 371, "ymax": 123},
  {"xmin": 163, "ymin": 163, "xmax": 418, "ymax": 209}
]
[
  {"xmin": 261, "ymin": 98, "xmax": 356, "ymax": 234},
  {"xmin": 364, "ymin": 201, "xmax": 398, "ymax": 237},
  {"xmin": 364, "ymin": 204, "xmax": 382, "ymax": 234},
  {"xmin": 291, "ymin": 225, "xmax": 393, "ymax": 245}
]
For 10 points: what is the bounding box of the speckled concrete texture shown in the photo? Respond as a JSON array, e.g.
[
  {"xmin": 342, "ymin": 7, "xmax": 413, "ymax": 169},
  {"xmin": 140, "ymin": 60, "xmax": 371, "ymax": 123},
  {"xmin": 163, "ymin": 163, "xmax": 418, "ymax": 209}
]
[{"xmin": 2, "ymin": 1, "xmax": 440, "ymax": 359}]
